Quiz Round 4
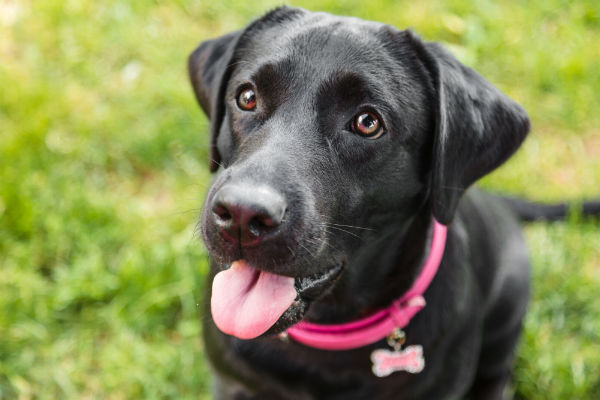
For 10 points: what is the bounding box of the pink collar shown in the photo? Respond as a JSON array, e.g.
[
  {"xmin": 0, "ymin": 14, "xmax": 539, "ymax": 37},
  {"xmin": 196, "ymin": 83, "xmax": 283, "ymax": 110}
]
[{"xmin": 286, "ymin": 220, "xmax": 447, "ymax": 351}]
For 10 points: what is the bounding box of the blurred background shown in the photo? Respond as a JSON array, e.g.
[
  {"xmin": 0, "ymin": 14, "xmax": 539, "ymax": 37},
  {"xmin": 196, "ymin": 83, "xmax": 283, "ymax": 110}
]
[{"xmin": 1, "ymin": 0, "xmax": 599, "ymax": 398}]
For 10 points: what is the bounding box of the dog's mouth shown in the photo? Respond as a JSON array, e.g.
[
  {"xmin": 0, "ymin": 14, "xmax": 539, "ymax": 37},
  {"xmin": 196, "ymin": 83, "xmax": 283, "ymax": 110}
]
[{"xmin": 210, "ymin": 259, "xmax": 344, "ymax": 340}]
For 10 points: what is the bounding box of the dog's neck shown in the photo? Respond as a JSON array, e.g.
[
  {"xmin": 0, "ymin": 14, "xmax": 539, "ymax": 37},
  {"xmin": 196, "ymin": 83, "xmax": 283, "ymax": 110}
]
[{"xmin": 304, "ymin": 205, "xmax": 432, "ymax": 324}]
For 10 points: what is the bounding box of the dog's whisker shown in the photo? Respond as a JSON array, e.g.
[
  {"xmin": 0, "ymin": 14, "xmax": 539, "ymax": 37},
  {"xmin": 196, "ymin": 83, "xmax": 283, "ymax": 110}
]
[
  {"xmin": 320, "ymin": 225, "xmax": 361, "ymax": 238},
  {"xmin": 313, "ymin": 213, "xmax": 375, "ymax": 232},
  {"xmin": 297, "ymin": 242, "xmax": 315, "ymax": 258},
  {"xmin": 193, "ymin": 220, "xmax": 204, "ymax": 241},
  {"xmin": 325, "ymin": 137, "xmax": 343, "ymax": 162},
  {"xmin": 319, "ymin": 224, "xmax": 363, "ymax": 241},
  {"xmin": 208, "ymin": 157, "xmax": 225, "ymax": 169},
  {"xmin": 171, "ymin": 207, "xmax": 204, "ymax": 216},
  {"xmin": 304, "ymin": 236, "xmax": 340, "ymax": 253},
  {"xmin": 325, "ymin": 222, "xmax": 375, "ymax": 232},
  {"xmin": 286, "ymin": 245, "xmax": 296, "ymax": 257}
]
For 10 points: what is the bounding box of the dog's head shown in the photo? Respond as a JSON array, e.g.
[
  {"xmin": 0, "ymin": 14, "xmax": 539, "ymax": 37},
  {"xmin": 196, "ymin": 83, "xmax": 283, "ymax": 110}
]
[{"xmin": 189, "ymin": 7, "xmax": 529, "ymax": 339}]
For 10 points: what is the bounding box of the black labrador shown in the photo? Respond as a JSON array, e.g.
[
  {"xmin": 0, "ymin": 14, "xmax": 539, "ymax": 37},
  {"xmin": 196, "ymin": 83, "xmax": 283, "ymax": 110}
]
[{"xmin": 187, "ymin": 7, "xmax": 596, "ymax": 400}]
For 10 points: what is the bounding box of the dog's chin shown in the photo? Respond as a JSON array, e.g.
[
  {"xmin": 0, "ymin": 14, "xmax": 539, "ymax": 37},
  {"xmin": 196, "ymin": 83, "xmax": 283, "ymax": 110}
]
[{"xmin": 261, "ymin": 260, "xmax": 345, "ymax": 337}]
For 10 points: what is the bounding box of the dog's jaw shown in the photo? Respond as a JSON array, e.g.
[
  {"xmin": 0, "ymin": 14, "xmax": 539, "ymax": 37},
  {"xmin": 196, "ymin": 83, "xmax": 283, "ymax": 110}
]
[{"xmin": 264, "ymin": 259, "xmax": 346, "ymax": 336}]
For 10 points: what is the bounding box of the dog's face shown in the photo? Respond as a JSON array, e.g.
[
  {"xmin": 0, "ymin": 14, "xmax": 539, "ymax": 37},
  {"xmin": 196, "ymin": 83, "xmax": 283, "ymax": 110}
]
[
  {"xmin": 198, "ymin": 12, "xmax": 435, "ymax": 281},
  {"xmin": 189, "ymin": 7, "xmax": 529, "ymax": 339}
]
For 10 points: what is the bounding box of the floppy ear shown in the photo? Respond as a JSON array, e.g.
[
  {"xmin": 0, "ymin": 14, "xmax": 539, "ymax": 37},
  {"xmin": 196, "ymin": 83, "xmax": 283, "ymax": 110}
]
[
  {"xmin": 410, "ymin": 35, "xmax": 530, "ymax": 224},
  {"xmin": 188, "ymin": 31, "xmax": 241, "ymax": 172},
  {"xmin": 188, "ymin": 7, "xmax": 304, "ymax": 172}
]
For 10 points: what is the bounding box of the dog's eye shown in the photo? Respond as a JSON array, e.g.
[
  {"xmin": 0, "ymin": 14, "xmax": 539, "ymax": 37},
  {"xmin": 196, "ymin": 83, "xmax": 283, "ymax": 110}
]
[
  {"xmin": 352, "ymin": 111, "xmax": 383, "ymax": 138},
  {"xmin": 237, "ymin": 88, "xmax": 257, "ymax": 111}
]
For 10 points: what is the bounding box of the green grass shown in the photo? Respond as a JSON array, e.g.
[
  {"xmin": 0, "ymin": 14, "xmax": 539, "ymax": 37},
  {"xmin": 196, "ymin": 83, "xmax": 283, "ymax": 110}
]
[{"xmin": 0, "ymin": 0, "xmax": 598, "ymax": 398}]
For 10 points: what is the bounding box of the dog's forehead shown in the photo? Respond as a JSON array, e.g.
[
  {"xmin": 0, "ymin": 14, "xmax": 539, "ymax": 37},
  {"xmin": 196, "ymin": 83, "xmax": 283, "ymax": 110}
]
[
  {"xmin": 227, "ymin": 11, "xmax": 431, "ymax": 139},
  {"xmin": 236, "ymin": 13, "xmax": 399, "ymax": 79}
]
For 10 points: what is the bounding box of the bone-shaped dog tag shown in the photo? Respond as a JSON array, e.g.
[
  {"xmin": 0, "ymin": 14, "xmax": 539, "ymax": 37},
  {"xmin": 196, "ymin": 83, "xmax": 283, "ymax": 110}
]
[{"xmin": 371, "ymin": 345, "xmax": 425, "ymax": 377}]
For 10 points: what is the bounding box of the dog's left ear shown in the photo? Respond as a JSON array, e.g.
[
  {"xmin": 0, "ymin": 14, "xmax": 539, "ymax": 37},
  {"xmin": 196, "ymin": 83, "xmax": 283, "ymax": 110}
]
[
  {"xmin": 407, "ymin": 32, "xmax": 530, "ymax": 224},
  {"xmin": 188, "ymin": 31, "xmax": 241, "ymax": 172}
]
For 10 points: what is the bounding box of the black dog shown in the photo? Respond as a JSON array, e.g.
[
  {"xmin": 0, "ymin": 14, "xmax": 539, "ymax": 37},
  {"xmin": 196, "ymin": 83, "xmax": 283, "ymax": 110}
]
[{"xmin": 188, "ymin": 7, "xmax": 599, "ymax": 399}]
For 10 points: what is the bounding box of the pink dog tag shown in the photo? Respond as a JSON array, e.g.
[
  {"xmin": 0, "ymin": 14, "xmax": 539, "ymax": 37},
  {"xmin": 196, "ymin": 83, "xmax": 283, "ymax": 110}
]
[{"xmin": 370, "ymin": 345, "xmax": 425, "ymax": 377}]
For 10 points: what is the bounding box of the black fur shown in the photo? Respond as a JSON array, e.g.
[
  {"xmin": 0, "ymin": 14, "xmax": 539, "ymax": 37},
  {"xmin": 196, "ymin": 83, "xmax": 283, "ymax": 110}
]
[{"xmin": 186, "ymin": 7, "xmax": 590, "ymax": 399}]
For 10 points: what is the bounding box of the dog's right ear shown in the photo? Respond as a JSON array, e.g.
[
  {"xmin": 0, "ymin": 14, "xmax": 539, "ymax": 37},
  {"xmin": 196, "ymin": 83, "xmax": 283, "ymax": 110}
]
[{"xmin": 188, "ymin": 31, "xmax": 241, "ymax": 172}]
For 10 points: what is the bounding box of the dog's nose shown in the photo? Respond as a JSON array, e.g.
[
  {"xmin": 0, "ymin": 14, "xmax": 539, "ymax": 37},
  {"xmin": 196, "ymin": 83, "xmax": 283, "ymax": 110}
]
[{"xmin": 211, "ymin": 185, "xmax": 287, "ymax": 247}]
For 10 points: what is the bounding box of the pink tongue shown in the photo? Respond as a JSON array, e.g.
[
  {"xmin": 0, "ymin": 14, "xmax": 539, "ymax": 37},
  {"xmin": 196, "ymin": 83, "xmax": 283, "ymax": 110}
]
[{"xmin": 211, "ymin": 260, "xmax": 297, "ymax": 339}]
